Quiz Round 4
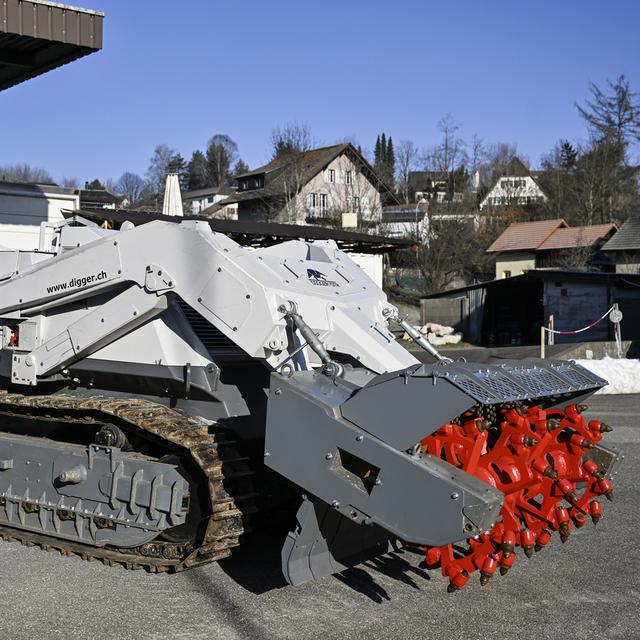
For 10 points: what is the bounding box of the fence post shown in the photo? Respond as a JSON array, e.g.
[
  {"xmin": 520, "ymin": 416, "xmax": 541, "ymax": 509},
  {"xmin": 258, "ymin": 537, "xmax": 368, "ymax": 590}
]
[{"xmin": 540, "ymin": 326, "xmax": 546, "ymax": 359}]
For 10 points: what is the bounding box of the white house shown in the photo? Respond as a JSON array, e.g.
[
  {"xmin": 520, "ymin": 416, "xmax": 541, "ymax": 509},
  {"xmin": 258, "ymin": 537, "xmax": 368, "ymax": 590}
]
[
  {"xmin": 0, "ymin": 181, "xmax": 79, "ymax": 250},
  {"xmin": 479, "ymin": 157, "xmax": 548, "ymax": 210},
  {"xmin": 183, "ymin": 186, "xmax": 234, "ymax": 215}
]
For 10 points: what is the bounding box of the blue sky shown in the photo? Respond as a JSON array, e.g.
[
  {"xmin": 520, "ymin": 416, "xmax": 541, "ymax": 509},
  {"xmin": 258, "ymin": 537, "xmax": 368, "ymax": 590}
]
[{"xmin": 1, "ymin": 0, "xmax": 639, "ymax": 185}]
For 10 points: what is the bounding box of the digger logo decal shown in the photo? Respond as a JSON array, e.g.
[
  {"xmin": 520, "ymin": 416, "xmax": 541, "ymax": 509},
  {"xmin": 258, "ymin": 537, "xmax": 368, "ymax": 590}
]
[{"xmin": 307, "ymin": 268, "xmax": 339, "ymax": 287}]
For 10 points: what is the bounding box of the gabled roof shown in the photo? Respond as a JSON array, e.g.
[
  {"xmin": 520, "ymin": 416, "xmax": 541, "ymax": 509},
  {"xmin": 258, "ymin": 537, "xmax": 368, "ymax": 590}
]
[
  {"xmin": 218, "ymin": 143, "xmax": 397, "ymax": 208},
  {"xmin": 183, "ymin": 186, "xmax": 232, "ymax": 200},
  {"xmin": 601, "ymin": 216, "xmax": 640, "ymax": 251},
  {"xmin": 503, "ymin": 156, "xmax": 531, "ymax": 178},
  {"xmin": 78, "ymin": 189, "xmax": 122, "ymax": 205},
  {"xmin": 538, "ymin": 223, "xmax": 617, "ymax": 250},
  {"xmin": 488, "ymin": 219, "xmax": 617, "ymax": 253},
  {"xmin": 487, "ymin": 219, "xmax": 567, "ymax": 252}
]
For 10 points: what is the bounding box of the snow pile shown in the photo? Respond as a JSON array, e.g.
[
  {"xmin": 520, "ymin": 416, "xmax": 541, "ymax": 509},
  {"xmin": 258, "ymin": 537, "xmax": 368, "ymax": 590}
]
[
  {"xmin": 402, "ymin": 322, "xmax": 462, "ymax": 346},
  {"xmin": 574, "ymin": 357, "xmax": 640, "ymax": 394}
]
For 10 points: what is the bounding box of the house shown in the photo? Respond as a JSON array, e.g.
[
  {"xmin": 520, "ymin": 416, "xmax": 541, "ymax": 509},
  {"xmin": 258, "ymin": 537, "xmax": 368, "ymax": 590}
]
[
  {"xmin": 183, "ymin": 186, "xmax": 233, "ymax": 215},
  {"xmin": 76, "ymin": 185, "xmax": 125, "ymax": 210},
  {"xmin": 479, "ymin": 157, "xmax": 548, "ymax": 210},
  {"xmin": 487, "ymin": 218, "xmax": 617, "ymax": 278},
  {"xmin": 209, "ymin": 143, "xmax": 396, "ymax": 224},
  {"xmin": 601, "ymin": 216, "xmax": 640, "ymax": 273},
  {"xmin": 421, "ymin": 270, "xmax": 640, "ymax": 346},
  {"xmin": 380, "ymin": 203, "xmax": 429, "ymax": 238},
  {"xmin": 0, "ymin": 180, "xmax": 79, "ymax": 250},
  {"xmin": 408, "ymin": 171, "xmax": 464, "ymax": 203}
]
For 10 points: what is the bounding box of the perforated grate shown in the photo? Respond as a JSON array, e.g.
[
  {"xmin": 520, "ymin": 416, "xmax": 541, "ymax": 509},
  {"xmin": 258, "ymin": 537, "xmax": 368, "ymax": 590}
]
[
  {"xmin": 550, "ymin": 363, "xmax": 604, "ymax": 389},
  {"xmin": 508, "ymin": 367, "xmax": 566, "ymax": 398},
  {"xmin": 474, "ymin": 370, "xmax": 529, "ymax": 401},
  {"xmin": 450, "ymin": 376, "xmax": 500, "ymax": 404}
]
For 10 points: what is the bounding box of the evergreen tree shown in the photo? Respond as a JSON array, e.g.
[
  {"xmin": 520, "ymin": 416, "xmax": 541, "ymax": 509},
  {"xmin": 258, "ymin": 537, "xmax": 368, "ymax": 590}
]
[
  {"xmin": 559, "ymin": 140, "xmax": 578, "ymax": 172},
  {"xmin": 166, "ymin": 153, "xmax": 189, "ymax": 191},
  {"xmin": 188, "ymin": 150, "xmax": 208, "ymax": 190},
  {"xmin": 386, "ymin": 136, "xmax": 395, "ymax": 187},
  {"xmin": 374, "ymin": 135, "xmax": 381, "ymax": 167},
  {"xmin": 232, "ymin": 159, "xmax": 249, "ymax": 177},
  {"xmin": 86, "ymin": 179, "xmax": 105, "ymax": 190}
]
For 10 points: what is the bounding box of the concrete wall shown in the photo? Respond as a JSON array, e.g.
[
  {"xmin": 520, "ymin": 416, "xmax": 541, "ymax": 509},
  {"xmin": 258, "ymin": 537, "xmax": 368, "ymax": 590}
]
[
  {"xmin": 494, "ymin": 252, "xmax": 535, "ymax": 278},
  {"xmin": 420, "ymin": 297, "xmax": 467, "ymax": 331},
  {"xmin": 0, "ymin": 183, "xmax": 79, "ymax": 250}
]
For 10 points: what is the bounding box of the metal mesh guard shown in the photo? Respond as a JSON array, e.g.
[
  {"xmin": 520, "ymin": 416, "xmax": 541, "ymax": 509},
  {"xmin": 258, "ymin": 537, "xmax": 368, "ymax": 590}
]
[{"xmin": 445, "ymin": 361, "xmax": 606, "ymax": 405}]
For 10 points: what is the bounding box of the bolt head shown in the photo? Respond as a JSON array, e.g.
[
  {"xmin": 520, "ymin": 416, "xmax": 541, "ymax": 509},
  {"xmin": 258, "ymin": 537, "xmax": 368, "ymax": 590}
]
[
  {"xmin": 325, "ymin": 453, "xmax": 333, "ymax": 460},
  {"xmin": 331, "ymin": 500, "xmax": 340, "ymax": 508},
  {"xmin": 451, "ymin": 492, "xmax": 460, "ymax": 500}
]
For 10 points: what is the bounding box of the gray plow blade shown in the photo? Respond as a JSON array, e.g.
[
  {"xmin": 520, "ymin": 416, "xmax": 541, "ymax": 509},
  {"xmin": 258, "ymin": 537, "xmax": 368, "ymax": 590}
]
[{"xmin": 266, "ymin": 358, "xmax": 607, "ymax": 585}]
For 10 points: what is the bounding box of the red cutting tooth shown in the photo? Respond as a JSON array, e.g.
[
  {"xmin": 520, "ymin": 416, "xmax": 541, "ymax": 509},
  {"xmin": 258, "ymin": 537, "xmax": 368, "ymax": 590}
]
[{"xmin": 590, "ymin": 501, "xmax": 603, "ymax": 524}]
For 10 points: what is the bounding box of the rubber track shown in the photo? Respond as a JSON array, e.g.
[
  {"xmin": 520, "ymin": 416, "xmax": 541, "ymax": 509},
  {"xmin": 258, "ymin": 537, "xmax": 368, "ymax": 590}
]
[{"xmin": 0, "ymin": 391, "xmax": 258, "ymax": 572}]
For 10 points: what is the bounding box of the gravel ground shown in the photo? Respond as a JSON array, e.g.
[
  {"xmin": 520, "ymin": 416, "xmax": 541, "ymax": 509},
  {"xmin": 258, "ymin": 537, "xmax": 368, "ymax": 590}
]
[{"xmin": 0, "ymin": 394, "xmax": 637, "ymax": 640}]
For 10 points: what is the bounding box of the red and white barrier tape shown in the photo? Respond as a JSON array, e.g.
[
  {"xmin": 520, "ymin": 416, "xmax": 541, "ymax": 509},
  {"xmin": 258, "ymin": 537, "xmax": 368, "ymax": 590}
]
[{"xmin": 543, "ymin": 306, "xmax": 616, "ymax": 336}]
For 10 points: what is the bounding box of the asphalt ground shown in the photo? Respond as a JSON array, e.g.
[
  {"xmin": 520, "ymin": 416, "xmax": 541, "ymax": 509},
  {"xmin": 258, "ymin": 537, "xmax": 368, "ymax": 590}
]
[{"xmin": 0, "ymin": 394, "xmax": 637, "ymax": 640}]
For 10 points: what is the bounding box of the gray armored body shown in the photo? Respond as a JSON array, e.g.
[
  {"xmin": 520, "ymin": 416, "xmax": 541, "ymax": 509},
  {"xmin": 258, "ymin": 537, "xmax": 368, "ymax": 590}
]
[{"xmin": 0, "ymin": 216, "xmax": 619, "ymax": 587}]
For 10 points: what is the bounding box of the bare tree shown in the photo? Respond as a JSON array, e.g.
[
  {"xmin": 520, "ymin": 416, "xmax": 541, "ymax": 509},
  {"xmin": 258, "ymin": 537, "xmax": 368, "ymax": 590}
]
[
  {"xmin": 395, "ymin": 139, "xmax": 419, "ymax": 204},
  {"xmin": 115, "ymin": 172, "xmax": 148, "ymax": 204},
  {"xmin": 270, "ymin": 122, "xmax": 313, "ymax": 159},
  {"xmin": 576, "ymin": 74, "xmax": 640, "ymax": 148},
  {"xmin": 146, "ymin": 144, "xmax": 179, "ymax": 195},
  {"xmin": 60, "ymin": 176, "xmax": 80, "ymax": 189},
  {"xmin": 0, "ymin": 164, "xmax": 54, "ymax": 184},
  {"xmin": 206, "ymin": 134, "xmax": 239, "ymax": 187}
]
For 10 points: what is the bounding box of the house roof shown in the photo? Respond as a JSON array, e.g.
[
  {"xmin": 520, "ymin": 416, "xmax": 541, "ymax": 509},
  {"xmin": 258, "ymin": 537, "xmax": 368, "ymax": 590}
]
[
  {"xmin": 537, "ymin": 223, "xmax": 617, "ymax": 250},
  {"xmin": 503, "ymin": 156, "xmax": 531, "ymax": 178},
  {"xmin": 0, "ymin": 0, "xmax": 103, "ymax": 92},
  {"xmin": 487, "ymin": 219, "xmax": 567, "ymax": 252},
  {"xmin": 183, "ymin": 186, "xmax": 232, "ymax": 200},
  {"xmin": 422, "ymin": 269, "xmax": 640, "ymax": 299},
  {"xmin": 601, "ymin": 216, "xmax": 640, "ymax": 251},
  {"xmin": 78, "ymin": 189, "xmax": 122, "ymax": 205},
  {"xmin": 408, "ymin": 171, "xmax": 449, "ymax": 190},
  {"xmin": 217, "ymin": 143, "xmax": 397, "ymax": 209}
]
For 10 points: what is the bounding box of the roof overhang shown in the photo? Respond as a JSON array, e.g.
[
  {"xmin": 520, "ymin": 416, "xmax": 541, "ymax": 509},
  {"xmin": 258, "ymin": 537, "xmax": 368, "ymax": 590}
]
[
  {"xmin": 65, "ymin": 208, "xmax": 415, "ymax": 254},
  {"xmin": 0, "ymin": 0, "xmax": 103, "ymax": 92}
]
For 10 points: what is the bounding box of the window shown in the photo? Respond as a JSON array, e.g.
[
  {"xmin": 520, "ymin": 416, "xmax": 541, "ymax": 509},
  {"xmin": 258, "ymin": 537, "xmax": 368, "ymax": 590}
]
[
  {"xmin": 207, "ymin": 196, "xmax": 214, "ymax": 203},
  {"xmin": 307, "ymin": 193, "xmax": 317, "ymax": 209},
  {"xmin": 345, "ymin": 170, "xmax": 353, "ymax": 185},
  {"xmin": 347, "ymin": 196, "xmax": 360, "ymax": 211},
  {"xmin": 326, "ymin": 169, "xmax": 335, "ymax": 183},
  {"xmin": 319, "ymin": 193, "xmax": 328, "ymax": 213},
  {"xmin": 502, "ymin": 270, "xmax": 511, "ymax": 279}
]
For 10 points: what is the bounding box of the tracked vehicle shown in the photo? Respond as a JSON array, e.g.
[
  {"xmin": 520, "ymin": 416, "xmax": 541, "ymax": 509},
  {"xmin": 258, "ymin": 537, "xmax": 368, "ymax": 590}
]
[{"xmin": 0, "ymin": 215, "xmax": 620, "ymax": 588}]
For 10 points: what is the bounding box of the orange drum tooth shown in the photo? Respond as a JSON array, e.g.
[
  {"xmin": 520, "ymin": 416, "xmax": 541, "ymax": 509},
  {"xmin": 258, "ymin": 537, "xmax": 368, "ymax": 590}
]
[
  {"xmin": 446, "ymin": 568, "xmax": 469, "ymax": 593},
  {"xmin": 569, "ymin": 433, "xmax": 592, "ymax": 449},
  {"xmin": 521, "ymin": 529, "xmax": 535, "ymax": 558},
  {"xmin": 571, "ymin": 509, "xmax": 587, "ymax": 528},
  {"xmin": 424, "ymin": 547, "xmax": 441, "ymax": 567},
  {"xmin": 597, "ymin": 478, "xmax": 614, "ymax": 501},
  {"xmin": 556, "ymin": 478, "xmax": 579, "ymax": 505},
  {"xmin": 501, "ymin": 531, "xmax": 516, "ymax": 558},
  {"xmin": 534, "ymin": 529, "xmax": 552, "ymax": 552},
  {"xmin": 577, "ymin": 403, "xmax": 589, "ymax": 413},
  {"xmin": 546, "ymin": 418, "xmax": 562, "ymax": 432},
  {"xmin": 499, "ymin": 552, "xmax": 516, "ymax": 575},
  {"xmin": 479, "ymin": 556, "xmax": 498, "ymax": 586},
  {"xmin": 590, "ymin": 501, "xmax": 603, "ymax": 525}
]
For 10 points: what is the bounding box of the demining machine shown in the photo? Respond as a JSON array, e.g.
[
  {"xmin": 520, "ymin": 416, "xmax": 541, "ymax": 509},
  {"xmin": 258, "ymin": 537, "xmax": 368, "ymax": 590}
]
[{"xmin": 0, "ymin": 215, "xmax": 621, "ymax": 589}]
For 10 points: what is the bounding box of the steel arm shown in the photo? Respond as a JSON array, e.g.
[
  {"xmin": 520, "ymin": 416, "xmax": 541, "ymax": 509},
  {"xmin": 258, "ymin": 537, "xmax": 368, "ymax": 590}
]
[{"xmin": 0, "ymin": 220, "xmax": 418, "ymax": 385}]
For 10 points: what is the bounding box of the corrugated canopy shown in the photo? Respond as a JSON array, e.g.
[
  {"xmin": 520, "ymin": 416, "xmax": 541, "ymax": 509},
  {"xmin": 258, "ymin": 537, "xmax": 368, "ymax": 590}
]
[{"xmin": 0, "ymin": 0, "xmax": 103, "ymax": 91}]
